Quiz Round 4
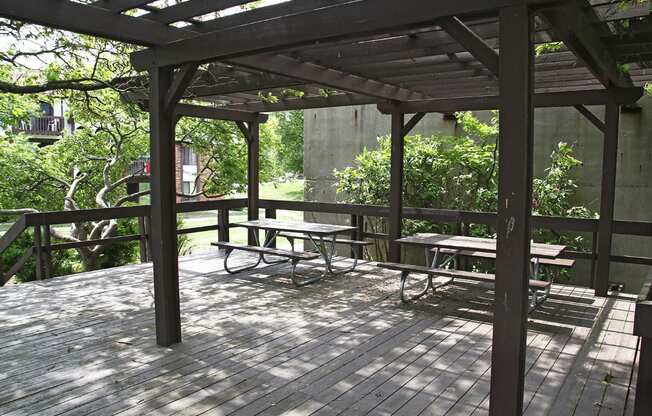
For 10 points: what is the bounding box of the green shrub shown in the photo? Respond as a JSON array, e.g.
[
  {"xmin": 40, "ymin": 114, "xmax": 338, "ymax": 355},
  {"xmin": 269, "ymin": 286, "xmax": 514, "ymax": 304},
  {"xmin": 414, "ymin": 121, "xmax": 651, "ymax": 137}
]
[
  {"xmin": 1, "ymin": 230, "xmax": 77, "ymax": 283},
  {"xmin": 334, "ymin": 112, "xmax": 594, "ymax": 282}
]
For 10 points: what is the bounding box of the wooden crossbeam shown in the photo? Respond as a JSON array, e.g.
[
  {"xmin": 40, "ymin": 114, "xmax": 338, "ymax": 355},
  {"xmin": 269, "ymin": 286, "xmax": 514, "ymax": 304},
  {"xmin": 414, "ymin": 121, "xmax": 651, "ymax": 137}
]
[
  {"xmin": 0, "ymin": 0, "xmax": 184, "ymax": 46},
  {"xmin": 140, "ymin": 0, "xmax": 251, "ymax": 24},
  {"xmin": 130, "ymin": 0, "xmax": 561, "ymax": 70},
  {"xmin": 377, "ymin": 88, "xmax": 644, "ymax": 113},
  {"xmin": 165, "ymin": 63, "xmax": 199, "ymax": 111},
  {"xmin": 573, "ymin": 105, "xmax": 606, "ymax": 133},
  {"xmin": 2, "ymin": 0, "xmax": 429, "ymax": 103},
  {"xmin": 91, "ymin": 0, "xmax": 155, "ymax": 13},
  {"xmin": 223, "ymin": 94, "xmax": 378, "ymax": 113},
  {"xmin": 437, "ymin": 16, "xmax": 500, "ymax": 76},
  {"xmin": 174, "ymin": 103, "xmax": 268, "ymax": 123},
  {"xmin": 231, "ymin": 55, "xmax": 429, "ymax": 101},
  {"xmin": 539, "ymin": 1, "xmax": 633, "ymax": 88}
]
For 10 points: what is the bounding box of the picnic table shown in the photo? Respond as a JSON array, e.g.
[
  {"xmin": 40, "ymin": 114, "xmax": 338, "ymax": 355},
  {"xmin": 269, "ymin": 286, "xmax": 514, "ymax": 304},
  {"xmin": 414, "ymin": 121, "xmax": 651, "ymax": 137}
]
[
  {"xmin": 212, "ymin": 219, "xmax": 370, "ymax": 286},
  {"xmin": 381, "ymin": 233, "xmax": 570, "ymax": 309}
]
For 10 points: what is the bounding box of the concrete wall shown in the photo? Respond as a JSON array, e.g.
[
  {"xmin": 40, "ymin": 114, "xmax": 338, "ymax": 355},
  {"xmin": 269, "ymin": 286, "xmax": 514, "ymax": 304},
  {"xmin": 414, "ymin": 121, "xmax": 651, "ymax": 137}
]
[{"xmin": 303, "ymin": 97, "xmax": 652, "ymax": 293}]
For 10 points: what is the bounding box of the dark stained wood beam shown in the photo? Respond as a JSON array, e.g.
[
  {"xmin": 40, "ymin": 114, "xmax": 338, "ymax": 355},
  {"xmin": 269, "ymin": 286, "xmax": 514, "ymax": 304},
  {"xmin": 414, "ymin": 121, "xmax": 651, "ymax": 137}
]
[
  {"xmin": 388, "ymin": 112, "xmax": 405, "ymax": 263},
  {"xmin": 165, "ymin": 63, "xmax": 199, "ymax": 112},
  {"xmin": 595, "ymin": 100, "xmax": 620, "ymax": 296},
  {"xmin": 490, "ymin": 5, "xmax": 533, "ymax": 415},
  {"xmin": 140, "ymin": 0, "xmax": 250, "ymax": 24},
  {"xmin": 91, "ymin": 0, "xmax": 155, "ymax": 13},
  {"xmin": 175, "ymin": 104, "xmax": 268, "ymax": 123},
  {"xmin": 195, "ymin": 0, "xmax": 352, "ymax": 34},
  {"xmin": 231, "ymin": 54, "xmax": 429, "ymax": 101},
  {"xmin": 224, "ymin": 94, "xmax": 379, "ymax": 113},
  {"xmin": 148, "ymin": 66, "xmax": 182, "ymax": 347},
  {"xmin": 130, "ymin": 0, "xmax": 561, "ymax": 70},
  {"xmin": 402, "ymin": 112, "xmax": 426, "ymax": 136},
  {"xmin": 539, "ymin": 1, "xmax": 633, "ymax": 88},
  {"xmin": 377, "ymin": 88, "xmax": 644, "ymax": 113},
  {"xmin": 247, "ymin": 120, "xmax": 260, "ymax": 245},
  {"xmin": 437, "ymin": 16, "xmax": 500, "ymax": 76},
  {"xmin": 0, "ymin": 0, "xmax": 184, "ymax": 46},
  {"xmin": 573, "ymin": 104, "xmax": 606, "ymax": 133}
]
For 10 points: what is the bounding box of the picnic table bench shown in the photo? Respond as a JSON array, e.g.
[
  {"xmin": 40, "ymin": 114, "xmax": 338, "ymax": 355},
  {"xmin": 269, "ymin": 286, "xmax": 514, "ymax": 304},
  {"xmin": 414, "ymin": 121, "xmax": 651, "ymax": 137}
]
[
  {"xmin": 379, "ymin": 233, "xmax": 570, "ymax": 311},
  {"xmin": 378, "ymin": 261, "xmax": 551, "ymax": 309},
  {"xmin": 213, "ymin": 219, "xmax": 366, "ymax": 286}
]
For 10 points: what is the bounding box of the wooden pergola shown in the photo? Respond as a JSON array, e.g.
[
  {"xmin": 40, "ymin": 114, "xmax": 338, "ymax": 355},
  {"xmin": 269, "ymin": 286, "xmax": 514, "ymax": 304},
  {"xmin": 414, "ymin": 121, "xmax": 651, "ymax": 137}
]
[{"xmin": 2, "ymin": 1, "xmax": 652, "ymax": 414}]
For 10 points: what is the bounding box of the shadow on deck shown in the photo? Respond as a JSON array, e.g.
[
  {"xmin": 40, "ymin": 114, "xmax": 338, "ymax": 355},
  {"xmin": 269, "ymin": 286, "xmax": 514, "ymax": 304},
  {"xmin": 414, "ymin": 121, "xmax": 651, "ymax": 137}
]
[{"xmin": 0, "ymin": 250, "xmax": 640, "ymax": 416}]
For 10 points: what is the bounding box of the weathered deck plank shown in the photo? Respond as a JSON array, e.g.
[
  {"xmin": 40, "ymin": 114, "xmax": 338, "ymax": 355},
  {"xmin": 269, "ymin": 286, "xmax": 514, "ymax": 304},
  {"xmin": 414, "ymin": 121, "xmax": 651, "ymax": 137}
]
[{"xmin": 0, "ymin": 250, "xmax": 640, "ymax": 416}]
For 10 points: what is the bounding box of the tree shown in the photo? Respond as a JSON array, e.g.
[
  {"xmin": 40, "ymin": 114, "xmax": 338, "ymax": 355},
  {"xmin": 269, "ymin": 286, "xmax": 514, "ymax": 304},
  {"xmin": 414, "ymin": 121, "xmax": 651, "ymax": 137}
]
[
  {"xmin": 0, "ymin": 19, "xmax": 280, "ymax": 275},
  {"xmin": 275, "ymin": 111, "xmax": 304, "ymax": 174}
]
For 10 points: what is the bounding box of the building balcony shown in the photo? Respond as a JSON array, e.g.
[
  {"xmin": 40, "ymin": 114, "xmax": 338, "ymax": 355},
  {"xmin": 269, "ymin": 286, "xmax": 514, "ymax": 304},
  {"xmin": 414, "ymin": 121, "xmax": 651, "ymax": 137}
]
[{"xmin": 13, "ymin": 116, "xmax": 65, "ymax": 137}]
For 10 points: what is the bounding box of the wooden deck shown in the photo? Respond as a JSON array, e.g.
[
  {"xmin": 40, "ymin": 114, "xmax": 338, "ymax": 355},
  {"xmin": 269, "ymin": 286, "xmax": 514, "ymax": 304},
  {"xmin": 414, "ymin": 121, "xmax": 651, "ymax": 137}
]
[{"xmin": 0, "ymin": 250, "xmax": 640, "ymax": 416}]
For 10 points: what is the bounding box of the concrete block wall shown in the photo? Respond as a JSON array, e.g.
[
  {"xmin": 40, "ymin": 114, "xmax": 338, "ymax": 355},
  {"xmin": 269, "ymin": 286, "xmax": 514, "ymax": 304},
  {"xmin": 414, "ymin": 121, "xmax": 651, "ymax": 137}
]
[{"xmin": 303, "ymin": 97, "xmax": 652, "ymax": 293}]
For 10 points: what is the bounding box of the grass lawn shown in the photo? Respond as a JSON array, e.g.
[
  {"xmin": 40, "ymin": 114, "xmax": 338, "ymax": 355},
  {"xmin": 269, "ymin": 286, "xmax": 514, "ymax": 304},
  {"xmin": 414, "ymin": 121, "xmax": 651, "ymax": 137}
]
[{"xmin": 180, "ymin": 179, "xmax": 305, "ymax": 253}]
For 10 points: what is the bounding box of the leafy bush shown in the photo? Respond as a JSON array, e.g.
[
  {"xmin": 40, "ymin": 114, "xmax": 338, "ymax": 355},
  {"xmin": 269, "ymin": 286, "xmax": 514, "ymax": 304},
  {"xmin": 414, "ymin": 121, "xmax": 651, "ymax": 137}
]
[
  {"xmin": 334, "ymin": 112, "xmax": 594, "ymax": 277},
  {"xmin": 1, "ymin": 230, "xmax": 77, "ymax": 283},
  {"xmin": 97, "ymin": 218, "xmax": 140, "ymax": 269}
]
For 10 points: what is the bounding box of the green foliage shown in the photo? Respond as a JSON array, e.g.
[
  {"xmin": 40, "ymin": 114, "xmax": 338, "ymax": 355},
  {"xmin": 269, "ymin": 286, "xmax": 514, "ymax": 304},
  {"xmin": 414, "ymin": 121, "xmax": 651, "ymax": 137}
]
[
  {"xmin": 535, "ymin": 41, "xmax": 564, "ymax": 56},
  {"xmin": 97, "ymin": 219, "xmax": 139, "ymax": 269},
  {"xmin": 0, "ymin": 230, "xmax": 77, "ymax": 283},
  {"xmin": 335, "ymin": 112, "xmax": 594, "ymax": 267},
  {"xmin": 275, "ymin": 111, "xmax": 304, "ymax": 174}
]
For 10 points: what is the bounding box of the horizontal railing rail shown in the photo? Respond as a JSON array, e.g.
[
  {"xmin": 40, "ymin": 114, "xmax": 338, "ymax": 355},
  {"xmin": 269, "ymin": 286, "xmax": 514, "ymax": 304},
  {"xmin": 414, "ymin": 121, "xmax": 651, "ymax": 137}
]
[
  {"xmin": 0, "ymin": 199, "xmax": 247, "ymax": 285},
  {"xmin": 1, "ymin": 197, "xmax": 651, "ymax": 286},
  {"xmin": 259, "ymin": 199, "xmax": 652, "ymax": 264}
]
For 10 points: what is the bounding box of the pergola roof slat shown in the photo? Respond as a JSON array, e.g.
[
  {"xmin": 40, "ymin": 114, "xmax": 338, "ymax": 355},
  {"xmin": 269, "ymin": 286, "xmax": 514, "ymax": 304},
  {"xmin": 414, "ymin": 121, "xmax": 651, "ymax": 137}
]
[
  {"xmin": 129, "ymin": 0, "xmax": 561, "ymax": 70},
  {"xmin": 141, "ymin": 0, "xmax": 252, "ymax": 24}
]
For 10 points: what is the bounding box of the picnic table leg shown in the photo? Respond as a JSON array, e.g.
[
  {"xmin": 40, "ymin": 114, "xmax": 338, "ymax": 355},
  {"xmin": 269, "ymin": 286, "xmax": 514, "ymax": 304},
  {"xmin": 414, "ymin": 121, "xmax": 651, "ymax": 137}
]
[
  {"xmin": 308, "ymin": 234, "xmax": 357, "ymax": 276},
  {"xmin": 223, "ymin": 248, "xmax": 262, "ymax": 274},
  {"xmin": 259, "ymin": 230, "xmax": 289, "ymax": 265}
]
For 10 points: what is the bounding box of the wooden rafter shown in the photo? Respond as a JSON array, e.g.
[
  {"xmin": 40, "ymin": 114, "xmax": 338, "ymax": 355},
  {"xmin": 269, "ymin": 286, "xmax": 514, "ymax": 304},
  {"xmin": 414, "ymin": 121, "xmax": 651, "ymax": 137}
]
[{"xmin": 129, "ymin": 0, "xmax": 562, "ymax": 70}]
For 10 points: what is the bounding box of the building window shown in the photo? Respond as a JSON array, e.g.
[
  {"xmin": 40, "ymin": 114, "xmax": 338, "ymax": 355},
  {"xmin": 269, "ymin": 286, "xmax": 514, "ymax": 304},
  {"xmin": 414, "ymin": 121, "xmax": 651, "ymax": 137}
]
[{"xmin": 182, "ymin": 146, "xmax": 197, "ymax": 166}]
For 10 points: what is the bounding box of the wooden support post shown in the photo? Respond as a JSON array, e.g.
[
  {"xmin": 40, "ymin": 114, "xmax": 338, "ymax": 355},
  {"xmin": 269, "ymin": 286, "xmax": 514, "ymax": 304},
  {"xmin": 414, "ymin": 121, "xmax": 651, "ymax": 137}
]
[
  {"xmin": 218, "ymin": 208, "xmax": 230, "ymax": 243},
  {"xmin": 43, "ymin": 225, "xmax": 52, "ymax": 279},
  {"xmin": 596, "ymin": 100, "xmax": 620, "ymax": 296},
  {"xmin": 389, "ymin": 112, "xmax": 405, "ymax": 263},
  {"xmin": 590, "ymin": 230, "xmax": 598, "ymax": 288},
  {"xmin": 351, "ymin": 215, "xmax": 365, "ymax": 259},
  {"xmin": 33, "ymin": 224, "xmax": 43, "ymax": 280},
  {"xmin": 138, "ymin": 216, "xmax": 148, "ymax": 263},
  {"xmin": 265, "ymin": 208, "xmax": 277, "ymax": 248},
  {"xmin": 490, "ymin": 5, "xmax": 533, "ymax": 416},
  {"xmin": 635, "ymin": 337, "xmax": 652, "ymax": 415},
  {"xmin": 248, "ymin": 120, "xmax": 260, "ymax": 245},
  {"xmin": 149, "ymin": 66, "xmax": 181, "ymax": 347}
]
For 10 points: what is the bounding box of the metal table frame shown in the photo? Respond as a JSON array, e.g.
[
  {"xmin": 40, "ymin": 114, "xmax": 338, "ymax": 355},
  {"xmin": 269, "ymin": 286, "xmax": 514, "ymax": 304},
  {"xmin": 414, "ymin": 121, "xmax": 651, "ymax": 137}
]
[
  {"xmin": 224, "ymin": 220, "xmax": 358, "ymax": 286},
  {"xmin": 397, "ymin": 234, "xmax": 565, "ymax": 310}
]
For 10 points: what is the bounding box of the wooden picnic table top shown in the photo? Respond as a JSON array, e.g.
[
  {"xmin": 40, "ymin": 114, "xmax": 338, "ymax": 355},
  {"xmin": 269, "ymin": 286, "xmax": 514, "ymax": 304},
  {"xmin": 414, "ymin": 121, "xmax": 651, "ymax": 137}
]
[
  {"xmin": 396, "ymin": 233, "xmax": 566, "ymax": 259},
  {"xmin": 234, "ymin": 219, "xmax": 356, "ymax": 236}
]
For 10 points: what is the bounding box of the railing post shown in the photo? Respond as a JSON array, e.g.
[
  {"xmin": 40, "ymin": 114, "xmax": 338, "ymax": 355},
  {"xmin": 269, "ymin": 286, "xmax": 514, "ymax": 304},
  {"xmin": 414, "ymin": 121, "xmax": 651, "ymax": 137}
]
[
  {"xmin": 33, "ymin": 225, "xmax": 44, "ymax": 280},
  {"xmin": 265, "ymin": 208, "xmax": 277, "ymax": 248},
  {"xmin": 43, "ymin": 225, "xmax": 52, "ymax": 279},
  {"xmin": 351, "ymin": 214, "xmax": 364, "ymax": 259},
  {"xmin": 590, "ymin": 230, "xmax": 598, "ymax": 289},
  {"xmin": 460, "ymin": 221, "xmax": 469, "ymax": 271},
  {"xmin": 138, "ymin": 216, "xmax": 148, "ymax": 263},
  {"xmin": 218, "ymin": 208, "xmax": 230, "ymax": 243}
]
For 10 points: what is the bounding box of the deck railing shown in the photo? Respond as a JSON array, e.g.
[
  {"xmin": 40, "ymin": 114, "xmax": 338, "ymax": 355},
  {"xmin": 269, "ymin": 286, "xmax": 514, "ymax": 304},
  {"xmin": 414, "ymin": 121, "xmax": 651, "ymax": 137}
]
[
  {"xmin": 2, "ymin": 198, "xmax": 652, "ymax": 286},
  {"xmin": 634, "ymin": 268, "xmax": 652, "ymax": 416},
  {"xmin": 13, "ymin": 116, "xmax": 65, "ymax": 136}
]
